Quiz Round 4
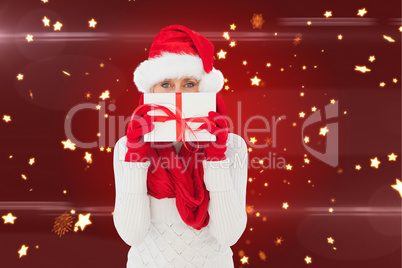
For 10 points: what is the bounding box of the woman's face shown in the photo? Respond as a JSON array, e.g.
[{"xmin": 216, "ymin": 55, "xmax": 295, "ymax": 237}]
[{"xmin": 152, "ymin": 77, "xmax": 199, "ymax": 93}]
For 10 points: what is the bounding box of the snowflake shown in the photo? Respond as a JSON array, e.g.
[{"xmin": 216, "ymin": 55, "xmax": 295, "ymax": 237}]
[
  {"xmin": 250, "ymin": 14, "xmax": 265, "ymax": 29},
  {"xmin": 52, "ymin": 212, "xmax": 75, "ymax": 237},
  {"xmin": 293, "ymin": 33, "xmax": 302, "ymax": 45}
]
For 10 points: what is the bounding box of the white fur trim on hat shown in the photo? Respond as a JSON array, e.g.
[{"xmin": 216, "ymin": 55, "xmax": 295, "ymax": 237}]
[{"xmin": 133, "ymin": 53, "xmax": 224, "ymax": 93}]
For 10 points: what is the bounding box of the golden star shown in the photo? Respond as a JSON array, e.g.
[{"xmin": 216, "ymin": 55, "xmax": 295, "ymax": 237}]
[
  {"xmin": 250, "ymin": 76, "xmax": 261, "ymax": 86},
  {"xmin": 25, "ymin": 34, "xmax": 33, "ymax": 42},
  {"xmin": 106, "ymin": 147, "xmax": 112, "ymax": 153},
  {"xmin": 2, "ymin": 213, "xmax": 17, "ymax": 224},
  {"xmin": 85, "ymin": 92, "xmax": 92, "ymax": 99},
  {"xmin": 354, "ymin": 66, "xmax": 371, "ymax": 73},
  {"xmin": 18, "ymin": 245, "xmax": 28, "ymax": 258},
  {"xmin": 222, "ymin": 32, "xmax": 230, "ymax": 40},
  {"xmin": 230, "ymin": 23, "xmax": 236, "ymax": 30},
  {"xmin": 99, "ymin": 90, "xmax": 110, "ymax": 100},
  {"xmin": 41, "ymin": 0, "xmax": 49, "ymax": 2},
  {"xmin": 355, "ymin": 165, "xmax": 361, "ymax": 170},
  {"xmin": 379, "ymin": 82, "xmax": 385, "ymax": 87},
  {"xmin": 304, "ymin": 158, "xmax": 310, "ymax": 164},
  {"xmin": 299, "ymin": 111, "xmax": 305, "ymax": 118},
  {"xmin": 391, "ymin": 179, "xmax": 402, "ymax": 197},
  {"xmin": 240, "ymin": 256, "xmax": 249, "ymax": 264},
  {"xmin": 338, "ymin": 34, "xmax": 343, "ymax": 40},
  {"xmin": 75, "ymin": 213, "xmax": 92, "ymax": 231},
  {"xmin": 330, "ymin": 99, "xmax": 336, "ymax": 104},
  {"xmin": 327, "ymin": 237, "xmax": 334, "ymax": 244},
  {"xmin": 370, "ymin": 157, "xmax": 380, "ymax": 168},
  {"xmin": 3, "ymin": 115, "xmax": 11, "ymax": 122},
  {"xmin": 311, "ymin": 106, "xmax": 317, "ymax": 112},
  {"xmin": 282, "ymin": 202, "xmax": 289, "ymax": 209},
  {"xmin": 28, "ymin": 158, "xmax": 35, "ymax": 165},
  {"xmin": 224, "ymin": 85, "xmax": 229, "ymax": 90},
  {"xmin": 61, "ymin": 139, "xmax": 76, "ymax": 150},
  {"xmin": 399, "ymin": 26, "xmax": 402, "ymax": 32},
  {"xmin": 96, "ymin": 105, "xmax": 101, "ymax": 110},
  {"xmin": 248, "ymin": 147, "xmax": 252, "ymax": 152},
  {"xmin": 17, "ymin": 73, "xmax": 24, "ymax": 80},
  {"xmin": 324, "ymin": 11, "xmax": 332, "ymax": 18},
  {"xmin": 304, "ymin": 255, "xmax": 312, "ymax": 264},
  {"xmin": 42, "ymin": 16, "xmax": 50, "ymax": 27},
  {"xmin": 229, "ymin": 41, "xmax": 236, "ymax": 47},
  {"xmin": 89, "ymin": 18, "xmax": 97, "ymax": 28},
  {"xmin": 368, "ymin": 55, "xmax": 375, "ymax": 62},
  {"xmin": 388, "ymin": 153, "xmax": 397, "ymax": 161},
  {"xmin": 319, "ymin": 126, "xmax": 329, "ymax": 136},
  {"xmin": 307, "ymin": 21, "xmax": 312, "ymax": 25},
  {"xmin": 84, "ymin": 152, "xmax": 92, "ymax": 163},
  {"xmin": 249, "ymin": 137, "xmax": 257, "ymax": 144},
  {"xmin": 53, "ymin": 21, "xmax": 63, "ymax": 31},
  {"xmin": 275, "ymin": 237, "xmax": 283, "ymax": 245},
  {"xmin": 266, "ymin": 63, "xmax": 271, "ymax": 67},
  {"xmin": 217, "ymin": 49, "xmax": 227, "ymax": 59},
  {"xmin": 286, "ymin": 164, "xmax": 292, "ymax": 170},
  {"xmin": 393, "ymin": 78, "xmax": 398, "ymax": 83},
  {"xmin": 383, "ymin": 35, "xmax": 395, "ymax": 42},
  {"xmin": 357, "ymin": 8, "xmax": 367, "ymax": 17},
  {"xmin": 304, "ymin": 136, "xmax": 310, "ymax": 143}
]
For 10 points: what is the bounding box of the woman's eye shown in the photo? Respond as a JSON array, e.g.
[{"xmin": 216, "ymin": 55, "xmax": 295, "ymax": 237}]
[
  {"xmin": 161, "ymin": 83, "xmax": 170, "ymax": 88},
  {"xmin": 185, "ymin": 82, "xmax": 195, "ymax": 87}
]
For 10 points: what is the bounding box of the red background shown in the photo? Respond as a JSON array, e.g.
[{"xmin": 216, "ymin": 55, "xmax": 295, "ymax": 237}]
[{"xmin": 0, "ymin": 0, "xmax": 401, "ymax": 267}]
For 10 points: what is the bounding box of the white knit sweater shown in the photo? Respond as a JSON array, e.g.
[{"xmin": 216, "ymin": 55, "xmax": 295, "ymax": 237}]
[{"xmin": 113, "ymin": 133, "xmax": 248, "ymax": 268}]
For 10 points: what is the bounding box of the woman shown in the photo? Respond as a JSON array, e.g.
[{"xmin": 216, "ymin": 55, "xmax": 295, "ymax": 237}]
[{"xmin": 113, "ymin": 25, "xmax": 248, "ymax": 267}]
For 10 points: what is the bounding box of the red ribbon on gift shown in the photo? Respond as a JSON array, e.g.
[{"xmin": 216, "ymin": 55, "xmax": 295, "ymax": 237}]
[{"xmin": 132, "ymin": 93, "xmax": 215, "ymax": 152}]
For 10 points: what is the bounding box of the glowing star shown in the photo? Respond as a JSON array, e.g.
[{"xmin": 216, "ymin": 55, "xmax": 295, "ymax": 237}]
[
  {"xmin": 304, "ymin": 158, "xmax": 310, "ymax": 164},
  {"xmin": 400, "ymin": 26, "xmax": 402, "ymax": 32},
  {"xmin": 61, "ymin": 139, "xmax": 76, "ymax": 150},
  {"xmin": 379, "ymin": 82, "xmax": 385, "ymax": 87},
  {"xmin": 18, "ymin": 245, "xmax": 28, "ymax": 258},
  {"xmin": 42, "ymin": 16, "xmax": 50, "ymax": 26},
  {"xmin": 391, "ymin": 179, "xmax": 402, "ymax": 197},
  {"xmin": 41, "ymin": 0, "xmax": 49, "ymax": 2},
  {"xmin": 250, "ymin": 76, "xmax": 261, "ymax": 86},
  {"xmin": 229, "ymin": 41, "xmax": 236, "ymax": 47},
  {"xmin": 282, "ymin": 202, "xmax": 289, "ymax": 209},
  {"xmin": 299, "ymin": 112, "xmax": 306, "ymax": 118},
  {"xmin": 53, "ymin": 21, "xmax": 63, "ymax": 31},
  {"xmin": 250, "ymin": 137, "xmax": 257, "ymax": 144},
  {"xmin": 243, "ymin": 61, "xmax": 247, "ymax": 65},
  {"xmin": 307, "ymin": 21, "xmax": 312, "ymax": 25},
  {"xmin": 100, "ymin": 63, "xmax": 104, "ymax": 67},
  {"xmin": 75, "ymin": 213, "xmax": 92, "ymax": 231},
  {"xmin": 106, "ymin": 147, "xmax": 112, "ymax": 153},
  {"xmin": 250, "ymin": 13, "xmax": 265, "ymax": 29},
  {"xmin": 304, "ymin": 256, "xmax": 312, "ymax": 264},
  {"xmin": 85, "ymin": 92, "xmax": 92, "ymax": 99},
  {"xmin": 324, "ymin": 11, "xmax": 332, "ymax": 18},
  {"xmin": 224, "ymin": 85, "xmax": 229, "ymax": 90},
  {"xmin": 240, "ymin": 256, "xmax": 249, "ymax": 264},
  {"xmin": 96, "ymin": 105, "xmax": 101, "ymax": 110},
  {"xmin": 393, "ymin": 78, "xmax": 398, "ymax": 83},
  {"xmin": 300, "ymin": 92, "xmax": 304, "ymax": 96},
  {"xmin": 330, "ymin": 198, "xmax": 336, "ymax": 203},
  {"xmin": 319, "ymin": 126, "xmax": 329, "ymax": 136},
  {"xmin": 21, "ymin": 174, "xmax": 27, "ymax": 180},
  {"xmin": 368, "ymin": 55, "xmax": 375, "ymax": 62},
  {"xmin": 230, "ymin": 23, "xmax": 236, "ymax": 30},
  {"xmin": 266, "ymin": 63, "xmax": 271, "ymax": 67},
  {"xmin": 286, "ymin": 164, "xmax": 292, "ymax": 170},
  {"xmin": 99, "ymin": 90, "xmax": 110, "ymax": 100},
  {"xmin": 370, "ymin": 157, "xmax": 380, "ymax": 168},
  {"xmin": 222, "ymin": 32, "xmax": 230, "ymax": 40},
  {"xmin": 388, "ymin": 153, "xmax": 397, "ymax": 161},
  {"xmin": 355, "ymin": 165, "xmax": 361, "ymax": 170},
  {"xmin": 338, "ymin": 34, "xmax": 343, "ymax": 40},
  {"xmin": 357, "ymin": 8, "xmax": 367, "ymax": 17},
  {"xmin": 28, "ymin": 158, "xmax": 35, "ymax": 165},
  {"xmin": 25, "ymin": 34, "xmax": 33, "ymax": 42},
  {"xmin": 17, "ymin": 73, "xmax": 24, "ymax": 80},
  {"xmin": 2, "ymin": 213, "xmax": 17, "ymax": 224},
  {"xmin": 217, "ymin": 49, "xmax": 227, "ymax": 59},
  {"xmin": 311, "ymin": 106, "xmax": 317, "ymax": 112},
  {"xmin": 304, "ymin": 136, "xmax": 310, "ymax": 143},
  {"xmin": 327, "ymin": 237, "xmax": 335, "ymax": 244},
  {"xmin": 3, "ymin": 115, "xmax": 11, "ymax": 122},
  {"xmin": 383, "ymin": 35, "xmax": 395, "ymax": 42},
  {"xmin": 88, "ymin": 18, "xmax": 97, "ymax": 28},
  {"xmin": 248, "ymin": 147, "xmax": 252, "ymax": 152},
  {"xmin": 354, "ymin": 66, "xmax": 371, "ymax": 73},
  {"xmin": 275, "ymin": 237, "xmax": 283, "ymax": 245},
  {"xmin": 84, "ymin": 152, "xmax": 92, "ymax": 163}
]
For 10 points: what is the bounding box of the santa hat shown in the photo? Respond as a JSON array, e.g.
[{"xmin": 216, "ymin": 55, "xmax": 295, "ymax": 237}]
[{"xmin": 133, "ymin": 25, "xmax": 224, "ymax": 93}]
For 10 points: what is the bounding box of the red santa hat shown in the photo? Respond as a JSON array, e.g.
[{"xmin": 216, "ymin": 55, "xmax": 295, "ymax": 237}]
[{"xmin": 133, "ymin": 25, "xmax": 224, "ymax": 93}]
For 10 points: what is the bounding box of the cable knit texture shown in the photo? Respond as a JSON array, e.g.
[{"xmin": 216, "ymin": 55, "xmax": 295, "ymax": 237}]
[{"xmin": 113, "ymin": 133, "xmax": 248, "ymax": 267}]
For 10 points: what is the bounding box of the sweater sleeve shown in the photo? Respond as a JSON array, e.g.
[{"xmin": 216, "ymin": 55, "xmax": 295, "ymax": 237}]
[
  {"xmin": 112, "ymin": 136, "xmax": 151, "ymax": 246},
  {"xmin": 202, "ymin": 133, "xmax": 248, "ymax": 248}
]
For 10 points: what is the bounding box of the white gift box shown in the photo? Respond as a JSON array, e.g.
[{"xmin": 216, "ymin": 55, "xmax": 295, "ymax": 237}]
[{"xmin": 143, "ymin": 92, "xmax": 216, "ymax": 142}]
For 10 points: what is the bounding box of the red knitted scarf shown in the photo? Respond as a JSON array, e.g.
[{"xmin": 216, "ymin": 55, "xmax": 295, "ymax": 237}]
[{"xmin": 138, "ymin": 94, "xmax": 226, "ymax": 230}]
